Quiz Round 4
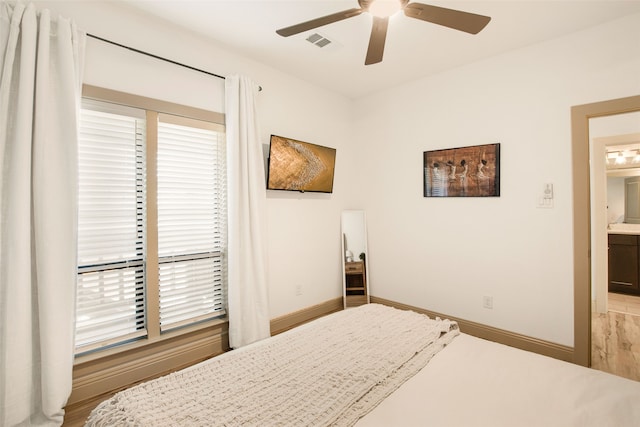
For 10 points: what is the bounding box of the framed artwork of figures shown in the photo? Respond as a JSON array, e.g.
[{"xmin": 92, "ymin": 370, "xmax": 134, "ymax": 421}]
[{"xmin": 423, "ymin": 143, "xmax": 500, "ymax": 197}]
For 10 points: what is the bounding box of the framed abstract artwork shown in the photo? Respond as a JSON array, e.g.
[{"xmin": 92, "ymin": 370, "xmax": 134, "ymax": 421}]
[{"xmin": 423, "ymin": 143, "xmax": 500, "ymax": 197}]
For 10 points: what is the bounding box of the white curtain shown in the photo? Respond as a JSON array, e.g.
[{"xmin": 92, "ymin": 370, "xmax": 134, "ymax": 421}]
[
  {"xmin": 0, "ymin": 2, "xmax": 85, "ymax": 425},
  {"xmin": 225, "ymin": 75, "xmax": 270, "ymax": 348}
]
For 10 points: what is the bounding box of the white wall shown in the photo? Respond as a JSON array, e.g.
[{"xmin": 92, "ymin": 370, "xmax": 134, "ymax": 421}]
[
  {"xmin": 36, "ymin": 1, "xmax": 354, "ymax": 318},
  {"xmin": 351, "ymin": 13, "xmax": 640, "ymax": 347}
]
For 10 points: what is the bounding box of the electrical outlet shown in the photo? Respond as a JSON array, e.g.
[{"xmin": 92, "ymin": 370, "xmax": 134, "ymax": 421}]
[
  {"xmin": 295, "ymin": 284, "xmax": 302, "ymax": 296},
  {"xmin": 483, "ymin": 296, "xmax": 493, "ymax": 309}
]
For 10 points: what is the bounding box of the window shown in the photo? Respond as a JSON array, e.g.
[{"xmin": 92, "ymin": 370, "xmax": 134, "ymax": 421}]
[
  {"xmin": 156, "ymin": 116, "xmax": 226, "ymax": 330},
  {"xmin": 76, "ymin": 94, "xmax": 226, "ymax": 355}
]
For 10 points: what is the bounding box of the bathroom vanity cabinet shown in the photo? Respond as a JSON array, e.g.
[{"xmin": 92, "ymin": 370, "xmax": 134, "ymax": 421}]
[{"xmin": 608, "ymin": 233, "xmax": 640, "ymax": 295}]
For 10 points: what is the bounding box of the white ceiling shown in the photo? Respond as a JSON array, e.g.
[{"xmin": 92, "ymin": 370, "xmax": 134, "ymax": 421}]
[{"xmin": 120, "ymin": 0, "xmax": 640, "ymax": 99}]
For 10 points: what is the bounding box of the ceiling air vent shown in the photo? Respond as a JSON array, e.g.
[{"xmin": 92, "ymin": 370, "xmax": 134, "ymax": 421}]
[{"xmin": 306, "ymin": 33, "xmax": 332, "ymax": 48}]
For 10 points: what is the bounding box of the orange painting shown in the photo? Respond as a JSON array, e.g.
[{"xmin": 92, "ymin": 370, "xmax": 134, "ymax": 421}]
[{"xmin": 267, "ymin": 135, "xmax": 336, "ymax": 193}]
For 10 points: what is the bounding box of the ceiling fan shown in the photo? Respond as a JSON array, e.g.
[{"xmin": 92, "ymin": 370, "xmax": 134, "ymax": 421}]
[{"xmin": 276, "ymin": 0, "xmax": 491, "ymax": 65}]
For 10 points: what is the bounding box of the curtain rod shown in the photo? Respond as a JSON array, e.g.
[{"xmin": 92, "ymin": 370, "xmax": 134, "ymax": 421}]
[{"xmin": 87, "ymin": 33, "xmax": 262, "ymax": 91}]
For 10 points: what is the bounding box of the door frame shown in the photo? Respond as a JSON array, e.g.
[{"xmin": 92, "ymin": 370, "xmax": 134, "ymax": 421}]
[{"xmin": 571, "ymin": 94, "xmax": 640, "ymax": 366}]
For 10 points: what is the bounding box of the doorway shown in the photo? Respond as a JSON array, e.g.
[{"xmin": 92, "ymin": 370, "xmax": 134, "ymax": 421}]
[
  {"xmin": 571, "ymin": 95, "xmax": 640, "ymax": 368},
  {"xmin": 589, "ymin": 128, "xmax": 640, "ymax": 381},
  {"xmin": 591, "ymin": 130, "xmax": 640, "ymax": 314}
]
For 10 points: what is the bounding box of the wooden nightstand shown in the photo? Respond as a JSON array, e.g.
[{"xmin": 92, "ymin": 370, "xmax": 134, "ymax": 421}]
[{"xmin": 345, "ymin": 261, "xmax": 367, "ymax": 307}]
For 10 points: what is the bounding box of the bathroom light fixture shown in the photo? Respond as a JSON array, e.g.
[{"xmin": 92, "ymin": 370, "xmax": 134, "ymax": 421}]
[{"xmin": 605, "ymin": 147, "xmax": 640, "ymax": 169}]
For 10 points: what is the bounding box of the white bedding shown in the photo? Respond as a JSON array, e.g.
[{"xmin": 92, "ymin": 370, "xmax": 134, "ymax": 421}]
[
  {"xmin": 357, "ymin": 333, "xmax": 640, "ymax": 427},
  {"xmin": 85, "ymin": 304, "xmax": 458, "ymax": 426},
  {"xmin": 84, "ymin": 304, "xmax": 640, "ymax": 426}
]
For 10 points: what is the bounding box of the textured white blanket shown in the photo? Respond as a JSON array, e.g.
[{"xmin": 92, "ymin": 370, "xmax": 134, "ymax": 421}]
[{"xmin": 85, "ymin": 304, "xmax": 459, "ymax": 427}]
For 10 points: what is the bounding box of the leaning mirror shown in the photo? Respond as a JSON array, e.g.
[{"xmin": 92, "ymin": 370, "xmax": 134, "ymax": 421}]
[{"xmin": 341, "ymin": 210, "xmax": 370, "ymax": 308}]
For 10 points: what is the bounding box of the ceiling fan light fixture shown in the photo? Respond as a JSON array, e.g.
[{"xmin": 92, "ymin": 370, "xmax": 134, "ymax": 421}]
[
  {"xmin": 276, "ymin": 0, "xmax": 491, "ymax": 65},
  {"xmin": 368, "ymin": 0, "xmax": 402, "ymax": 18}
]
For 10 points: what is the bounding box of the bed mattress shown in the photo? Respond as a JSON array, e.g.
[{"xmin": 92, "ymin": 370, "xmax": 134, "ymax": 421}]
[{"xmin": 357, "ymin": 332, "xmax": 640, "ymax": 427}]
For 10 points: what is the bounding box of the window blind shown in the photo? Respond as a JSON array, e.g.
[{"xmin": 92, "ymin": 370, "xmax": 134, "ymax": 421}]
[
  {"xmin": 76, "ymin": 100, "xmax": 147, "ymax": 352},
  {"xmin": 75, "ymin": 94, "xmax": 227, "ymax": 355},
  {"xmin": 157, "ymin": 118, "xmax": 226, "ymax": 331}
]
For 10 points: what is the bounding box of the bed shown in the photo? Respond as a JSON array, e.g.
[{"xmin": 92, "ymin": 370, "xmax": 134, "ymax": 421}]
[{"xmin": 84, "ymin": 303, "xmax": 640, "ymax": 426}]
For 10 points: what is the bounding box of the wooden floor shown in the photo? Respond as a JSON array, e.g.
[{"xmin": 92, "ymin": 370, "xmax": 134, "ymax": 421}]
[{"xmin": 591, "ymin": 292, "xmax": 640, "ymax": 382}]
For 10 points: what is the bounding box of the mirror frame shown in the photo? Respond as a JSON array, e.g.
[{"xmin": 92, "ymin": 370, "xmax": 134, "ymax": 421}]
[{"xmin": 341, "ymin": 210, "xmax": 371, "ymax": 308}]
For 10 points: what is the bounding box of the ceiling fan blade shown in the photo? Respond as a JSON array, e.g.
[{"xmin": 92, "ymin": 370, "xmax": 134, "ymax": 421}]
[
  {"xmin": 276, "ymin": 8, "xmax": 363, "ymax": 37},
  {"xmin": 365, "ymin": 16, "xmax": 389, "ymax": 65},
  {"xmin": 404, "ymin": 3, "xmax": 491, "ymax": 35}
]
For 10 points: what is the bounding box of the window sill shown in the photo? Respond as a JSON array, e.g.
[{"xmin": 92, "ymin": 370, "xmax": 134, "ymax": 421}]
[
  {"xmin": 74, "ymin": 316, "xmax": 229, "ymax": 365},
  {"xmin": 69, "ymin": 317, "xmax": 229, "ymax": 408}
]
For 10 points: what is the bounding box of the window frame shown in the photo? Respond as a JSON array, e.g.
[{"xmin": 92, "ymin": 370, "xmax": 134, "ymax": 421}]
[{"xmin": 75, "ymin": 85, "xmax": 227, "ymax": 361}]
